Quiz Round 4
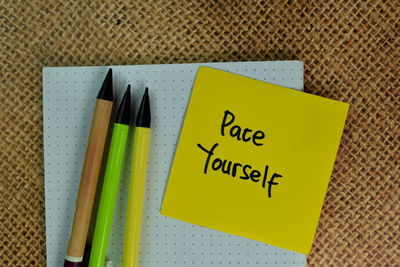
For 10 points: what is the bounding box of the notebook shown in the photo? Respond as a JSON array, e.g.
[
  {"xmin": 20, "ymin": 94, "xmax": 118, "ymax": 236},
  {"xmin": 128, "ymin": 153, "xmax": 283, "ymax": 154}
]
[{"xmin": 43, "ymin": 61, "xmax": 307, "ymax": 267}]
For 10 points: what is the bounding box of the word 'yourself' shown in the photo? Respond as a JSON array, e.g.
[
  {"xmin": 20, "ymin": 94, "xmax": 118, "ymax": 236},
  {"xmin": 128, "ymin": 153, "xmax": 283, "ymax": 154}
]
[{"xmin": 197, "ymin": 110, "xmax": 284, "ymax": 198}]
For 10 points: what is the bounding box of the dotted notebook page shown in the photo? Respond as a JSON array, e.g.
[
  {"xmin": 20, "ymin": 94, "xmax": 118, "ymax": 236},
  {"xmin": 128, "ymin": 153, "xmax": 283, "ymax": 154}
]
[{"xmin": 43, "ymin": 61, "xmax": 306, "ymax": 267}]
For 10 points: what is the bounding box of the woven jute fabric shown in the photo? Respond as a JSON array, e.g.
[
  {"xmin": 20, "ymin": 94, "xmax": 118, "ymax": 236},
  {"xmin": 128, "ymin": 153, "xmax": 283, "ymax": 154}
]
[{"xmin": 0, "ymin": 1, "xmax": 399, "ymax": 266}]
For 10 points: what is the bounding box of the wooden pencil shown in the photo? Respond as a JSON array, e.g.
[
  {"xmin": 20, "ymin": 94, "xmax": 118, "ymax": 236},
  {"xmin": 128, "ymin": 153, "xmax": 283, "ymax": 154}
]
[{"xmin": 64, "ymin": 69, "xmax": 113, "ymax": 267}]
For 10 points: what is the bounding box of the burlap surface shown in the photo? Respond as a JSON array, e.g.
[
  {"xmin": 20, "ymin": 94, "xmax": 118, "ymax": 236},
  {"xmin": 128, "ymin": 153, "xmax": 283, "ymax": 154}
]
[{"xmin": 0, "ymin": 1, "xmax": 399, "ymax": 266}]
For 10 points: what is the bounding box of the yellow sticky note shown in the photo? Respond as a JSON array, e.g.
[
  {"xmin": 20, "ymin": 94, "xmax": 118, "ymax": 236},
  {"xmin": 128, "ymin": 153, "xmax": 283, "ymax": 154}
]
[{"xmin": 161, "ymin": 67, "xmax": 349, "ymax": 254}]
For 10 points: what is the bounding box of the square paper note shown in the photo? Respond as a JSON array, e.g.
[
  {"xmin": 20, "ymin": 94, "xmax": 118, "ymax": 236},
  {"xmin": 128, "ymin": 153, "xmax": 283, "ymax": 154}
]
[{"xmin": 161, "ymin": 67, "xmax": 349, "ymax": 254}]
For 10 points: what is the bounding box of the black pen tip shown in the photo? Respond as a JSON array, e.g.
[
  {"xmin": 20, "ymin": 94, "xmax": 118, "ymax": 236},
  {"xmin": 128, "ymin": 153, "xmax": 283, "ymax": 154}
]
[
  {"xmin": 115, "ymin": 85, "xmax": 131, "ymax": 125},
  {"xmin": 97, "ymin": 68, "xmax": 113, "ymax": 101},
  {"xmin": 136, "ymin": 87, "xmax": 151, "ymax": 128}
]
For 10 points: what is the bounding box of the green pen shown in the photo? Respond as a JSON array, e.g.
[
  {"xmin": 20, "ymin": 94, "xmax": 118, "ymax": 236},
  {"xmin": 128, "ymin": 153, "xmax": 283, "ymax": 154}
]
[{"xmin": 89, "ymin": 85, "xmax": 131, "ymax": 267}]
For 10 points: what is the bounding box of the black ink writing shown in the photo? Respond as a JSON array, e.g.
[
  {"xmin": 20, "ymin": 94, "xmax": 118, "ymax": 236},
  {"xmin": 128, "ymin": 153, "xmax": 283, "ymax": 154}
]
[
  {"xmin": 220, "ymin": 110, "xmax": 266, "ymax": 146},
  {"xmin": 268, "ymin": 173, "xmax": 282, "ymax": 198},
  {"xmin": 197, "ymin": 143, "xmax": 218, "ymax": 174},
  {"xmin": 197, "ymin": 142, "xmax": 283, "ymax": 198}
]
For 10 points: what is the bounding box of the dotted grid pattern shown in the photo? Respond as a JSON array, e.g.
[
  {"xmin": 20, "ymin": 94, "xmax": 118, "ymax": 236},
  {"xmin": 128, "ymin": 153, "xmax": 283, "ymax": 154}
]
[{"xmin": 43, "ymin": 61, "xmax": 305, "ymax": 267}]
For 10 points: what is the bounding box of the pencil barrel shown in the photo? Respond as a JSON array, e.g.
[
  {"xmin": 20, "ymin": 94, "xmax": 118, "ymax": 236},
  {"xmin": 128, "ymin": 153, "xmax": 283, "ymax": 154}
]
[
  {"xmin": 66, "ymin": 99, "xmax": 113, "ymax": 260},
  {"xmin": 122, "ymin": 127, "xmax": 151, "ymax": 267},
  {"xmin": 89, "ymin": 123, "xmax": 130, "ymax": 267}
]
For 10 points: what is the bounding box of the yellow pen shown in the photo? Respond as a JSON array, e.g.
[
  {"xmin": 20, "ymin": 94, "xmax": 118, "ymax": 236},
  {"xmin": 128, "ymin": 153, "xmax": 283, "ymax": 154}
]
[{"xmin": 122, "ymin": 88, "xmax": 151, "ymax": 267}]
